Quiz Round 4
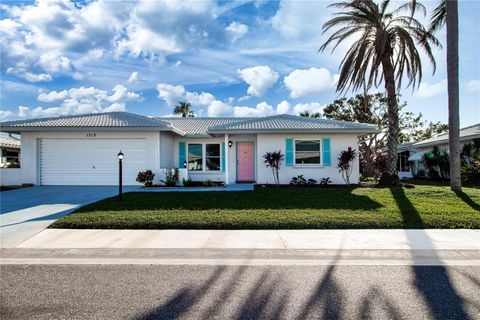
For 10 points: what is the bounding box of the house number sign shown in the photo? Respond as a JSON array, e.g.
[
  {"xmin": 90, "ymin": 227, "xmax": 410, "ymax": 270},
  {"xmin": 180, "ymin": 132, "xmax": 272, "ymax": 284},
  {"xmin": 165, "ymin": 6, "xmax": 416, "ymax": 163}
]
[{"xmin": 86, "ymin": 133, "xmax": 96, "ymax": 138}]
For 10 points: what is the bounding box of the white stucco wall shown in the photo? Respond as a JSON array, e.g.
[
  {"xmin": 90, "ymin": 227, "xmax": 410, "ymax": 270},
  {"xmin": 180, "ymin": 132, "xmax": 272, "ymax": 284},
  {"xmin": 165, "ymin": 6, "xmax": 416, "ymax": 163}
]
[
  {"xmin": 20, "ymin": 131, "xmax": 161, "ymax": 185},
  {"xmin": 256, "ymin": 133, "xmax": 360, "ymax": 185},
  {"xmin": 0, "ymin": 168, "xmax": 21, "ymax": 186},
  {"xmin": 159, "ymin": 132, "xmax": 175, "ymax": 169}
]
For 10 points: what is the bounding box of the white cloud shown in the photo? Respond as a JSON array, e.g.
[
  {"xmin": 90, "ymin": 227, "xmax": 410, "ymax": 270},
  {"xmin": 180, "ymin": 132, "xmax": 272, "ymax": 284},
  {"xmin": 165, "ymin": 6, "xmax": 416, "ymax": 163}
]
[
  {"xmin": 37, "ymin": 90, "xmax": 68, "ymax": 102},
  {"xmin": 466, "ymin": 80, "xmax": 480, "ymax": 92},
  {"xmin": 234, "ymin": 101, "xmax": 274, "ymax": 117},
  {"xmin": 293, "ymin": 102, "xmax": 324, "ymax": 115},
  {"xmin": 226, "ymin": 21, "xmax": 248, "ymax": 43},
  {"xmin": 127, "ymin": 71, "xmax": 138, "ymax": 84},
  {"xmin": 19, "ymin": 85, "xmax": 142, "ymax": 119},
  {"xmin": 270, "ymin": 0, "xmax": 326, "ymax": 39},
  {"xmin": 0, "ymin": 110, "xmax": 14, "ymax": 121},
  {"xmin": 208, "ymin": 100, "xmax": 233, "ymax": 117},
  {"xmin": 284, "ymin": 67, "xmax": 337, "ymax": 98},
  {"xmin": 276, "ymin": 100, "xmax": 291, "ymax": 114},
  {"xmin": 237, "ymin": 66, "xmax": 279, "ymax": 97},
  {"xmin": 156, "ymin": 83, "xmax": 215, "ymax": 107},
  {"xmin": 415, "ymin": 79, "xmax": 447, "ymax": 98},
  {"xmin": 23, "ymin": 72, "xmax": 52, "ymax": 83}
]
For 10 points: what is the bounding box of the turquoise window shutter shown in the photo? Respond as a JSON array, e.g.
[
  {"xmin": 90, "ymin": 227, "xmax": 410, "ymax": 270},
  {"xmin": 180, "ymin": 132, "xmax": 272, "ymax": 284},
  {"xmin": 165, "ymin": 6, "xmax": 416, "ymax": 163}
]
[
  {"xmin": 323, "ymin": 138, "xmax": 331, "ymax": 166},
  {"xmin": 178, "ymin": 142, "xmax": 186, "ymax": 168},
  {"xmin": 285, "ymin": 138, "xmax": 293, "ymax": 166},
  {"xmin": 221, "ymin": 142, "xmax": 226, "ymax": 172}
]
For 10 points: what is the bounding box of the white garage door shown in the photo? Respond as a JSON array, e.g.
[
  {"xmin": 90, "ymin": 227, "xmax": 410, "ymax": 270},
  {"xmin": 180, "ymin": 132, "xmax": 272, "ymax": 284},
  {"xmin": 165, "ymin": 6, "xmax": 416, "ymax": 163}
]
[{"xmin": 40, "ymin": 138, "xmax": 147, "ymax": 185}]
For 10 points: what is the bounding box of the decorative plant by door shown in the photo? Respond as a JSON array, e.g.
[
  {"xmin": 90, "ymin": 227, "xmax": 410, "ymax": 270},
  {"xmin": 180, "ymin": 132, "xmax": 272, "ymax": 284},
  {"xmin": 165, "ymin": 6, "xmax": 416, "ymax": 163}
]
[{"xmin": 263, "ymin": 151, "xmax": 284, "ymax": 185}]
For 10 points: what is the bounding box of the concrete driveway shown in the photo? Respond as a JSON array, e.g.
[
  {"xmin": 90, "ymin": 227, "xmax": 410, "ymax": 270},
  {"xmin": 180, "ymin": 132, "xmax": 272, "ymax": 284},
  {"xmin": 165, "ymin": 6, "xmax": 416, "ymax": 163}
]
[{"xmin": 0, "ymin": 186, "xmax": 138, "ymax": 248}]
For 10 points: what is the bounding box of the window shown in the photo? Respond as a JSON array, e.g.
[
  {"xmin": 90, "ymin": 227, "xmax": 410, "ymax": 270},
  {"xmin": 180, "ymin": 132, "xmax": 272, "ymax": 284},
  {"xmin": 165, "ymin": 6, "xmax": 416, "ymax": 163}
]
[
  {"xmin": 295, "ymin": 140, "xmax": 321, "ymax": 164},
  {"xmin": 187, "ymin": 143, "xmax": 221, "ymax": 172},
  {"xmin": 0, "ymin": 149, "xmax": 20, "ymax": 168},
  {"xmin": 397, "ymin": 151, "xmax": 411, "ymax": 172},
  {"xmin": 188, "ymin": 144, "xmax": 202, "ymax": 171},
  {"xmin": 206, "ymin": 144, "xmax": 220, "ymax": 171}
]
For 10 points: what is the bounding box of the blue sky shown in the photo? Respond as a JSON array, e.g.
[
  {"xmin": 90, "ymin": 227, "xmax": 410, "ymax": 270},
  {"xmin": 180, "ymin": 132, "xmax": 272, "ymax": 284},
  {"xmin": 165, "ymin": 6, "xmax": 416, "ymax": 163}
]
[{"xmin": 1, "ymin": 0, "xmax": 479, "ymax": 126}]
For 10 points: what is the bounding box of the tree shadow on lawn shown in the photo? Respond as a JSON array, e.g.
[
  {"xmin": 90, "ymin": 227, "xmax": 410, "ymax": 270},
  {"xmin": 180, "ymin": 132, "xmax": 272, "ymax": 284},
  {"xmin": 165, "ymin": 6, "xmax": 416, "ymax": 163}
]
[
  {"xmin": 390, "ymin": 188, "xmax": 470, "ymax": 320},
  {"xmin": 454, "ymin": 191, "xmax": 480, "ymax": 212},
  {"xmin": 78, "ymin": 188, "xmax": 383, "ymax": 212}
]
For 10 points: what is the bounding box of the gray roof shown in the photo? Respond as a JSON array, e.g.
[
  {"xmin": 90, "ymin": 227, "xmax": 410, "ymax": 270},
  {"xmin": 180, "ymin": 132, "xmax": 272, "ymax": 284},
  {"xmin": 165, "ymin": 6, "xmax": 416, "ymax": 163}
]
[
  {"xmin": 413, "ymin": 123, "xmax": 480, "ymax": 148},
  {"xmin": 155, "ymin": 117, "xmax": 253, "ymax": 136},
  {"xmin": 0, "ymin": 112, "xmax": 171, "ymax": 129},
  {"xmin": 207, "ymin": 114, "xmax": 378, "ymax": 134},
  {"xmin": 0, "ymin": 137, "xmax": 20, "ymax": 149},
  {"xmin": 1, "ymin": 112, "xmax": 378, "ymax": 136}
]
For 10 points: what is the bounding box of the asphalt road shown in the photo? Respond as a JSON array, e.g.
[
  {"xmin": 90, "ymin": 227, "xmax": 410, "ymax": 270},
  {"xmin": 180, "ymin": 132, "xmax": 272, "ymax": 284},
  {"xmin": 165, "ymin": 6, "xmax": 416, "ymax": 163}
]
[{"xmin": 1, "ymin": 265, "xmax": 479, "ymax": 320}]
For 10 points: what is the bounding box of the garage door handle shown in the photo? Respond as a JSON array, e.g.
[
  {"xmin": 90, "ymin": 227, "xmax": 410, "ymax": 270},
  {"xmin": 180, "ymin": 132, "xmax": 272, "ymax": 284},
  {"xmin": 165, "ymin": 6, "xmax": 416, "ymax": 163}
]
[{"xmin": 92, "ymin": 165, "xmax": 95, "ymax": 169}]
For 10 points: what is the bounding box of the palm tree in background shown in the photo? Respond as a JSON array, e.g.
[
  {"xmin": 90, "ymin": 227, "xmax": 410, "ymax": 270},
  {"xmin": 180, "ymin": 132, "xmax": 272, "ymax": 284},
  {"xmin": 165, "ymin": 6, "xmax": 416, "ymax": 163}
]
[
  {"xmin": 173, "ymin": 101, "xmax": 194, "ymax": 117},
  {"xmin": 429, "ymin": 0, "xmax": 461, "ymax": 192},
  {"xmin": 320, "ymin": 0, "xmax": 441, "ymax": 186}
]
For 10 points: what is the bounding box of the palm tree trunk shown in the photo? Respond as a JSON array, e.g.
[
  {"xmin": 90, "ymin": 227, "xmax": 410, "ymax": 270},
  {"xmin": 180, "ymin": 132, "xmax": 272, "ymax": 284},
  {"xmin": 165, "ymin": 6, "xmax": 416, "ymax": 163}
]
[
  {"xmin": 381, "ymin": 55, "xmax": 400, "ymax": 185},
  {"xmin": 446, "ymin": 0, "xmax": 462, "ymax": 192}
]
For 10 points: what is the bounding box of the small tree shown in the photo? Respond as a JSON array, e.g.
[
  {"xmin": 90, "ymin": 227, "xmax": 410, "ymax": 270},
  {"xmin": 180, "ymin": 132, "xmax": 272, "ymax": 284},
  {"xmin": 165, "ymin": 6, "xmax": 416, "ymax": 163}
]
[
  {"xmin": 337, "ymin": 147, "xmax": 357, "ymax": 185},
  {"xmin": 263, "ymin": 151, "xmax": 284, "ymax": 185}
]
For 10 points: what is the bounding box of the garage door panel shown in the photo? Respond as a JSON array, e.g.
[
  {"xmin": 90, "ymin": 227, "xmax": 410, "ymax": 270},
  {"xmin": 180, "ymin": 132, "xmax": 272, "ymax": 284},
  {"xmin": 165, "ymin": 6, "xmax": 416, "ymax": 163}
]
[{"xmin": 40, "ymin": 138, "xmax": 148, "ymax": 185}]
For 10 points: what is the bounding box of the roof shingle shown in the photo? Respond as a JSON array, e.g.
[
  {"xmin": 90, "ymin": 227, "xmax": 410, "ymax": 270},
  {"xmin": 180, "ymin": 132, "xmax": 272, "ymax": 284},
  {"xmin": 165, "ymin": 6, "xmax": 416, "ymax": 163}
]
[
  {"xmin": 207, "ymin": 114, "xmax": 377, "ymax": 133},
  {"xmin": 0, "ymin": 112, "xmax": 170, "ymax": 128},
  {"xmin": 0, "ymin": 137, "xmax": 21, "ymax": 149}
]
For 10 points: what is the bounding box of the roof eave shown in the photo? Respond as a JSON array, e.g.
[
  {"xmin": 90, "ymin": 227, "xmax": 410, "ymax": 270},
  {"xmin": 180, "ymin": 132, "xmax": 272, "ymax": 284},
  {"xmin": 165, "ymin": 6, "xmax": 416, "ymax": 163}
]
[
  {"xmin": 207, "ymin": 128, "xmax": 379, "ymax": 136},
  {"xmin": 0, "ymin": 126, "xmax": 174, "ymax": 133},
  {"xmin": 412, "ymin": 134, "xmax": 480, "ymax": 148}
]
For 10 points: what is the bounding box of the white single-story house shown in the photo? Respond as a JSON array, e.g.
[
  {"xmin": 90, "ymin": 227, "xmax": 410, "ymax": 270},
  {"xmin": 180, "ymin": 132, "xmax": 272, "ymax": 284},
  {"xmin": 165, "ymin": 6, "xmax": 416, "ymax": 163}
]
[
  {"xmin": 0, "ymin": 112, "xmax": 377, "ymax": 186},
  {"xmin": 397, "ymin": 123, "xmax": 480, "ymax": 179}
]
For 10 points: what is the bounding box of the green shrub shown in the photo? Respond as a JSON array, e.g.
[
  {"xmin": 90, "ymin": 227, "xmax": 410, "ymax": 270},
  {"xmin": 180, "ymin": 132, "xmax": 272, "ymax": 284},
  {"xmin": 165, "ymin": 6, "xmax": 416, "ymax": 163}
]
[
  {"xmin": 182, "ymin": 178, "xmax": 193, "ymax": 187},
  {"xmin": 161, "ymin": 168, "xmax": 179, "ymax": 187},
  {"xmin": 202, "ymin": 179, "xmax": 214, "ymax": 187},
  {"xmin": 461, "ymin": 152, "xmax": 480, "ymax": 186},
  {"xmin": 136, "ymin": 170, "xmax": 155, "ymax": 187}
]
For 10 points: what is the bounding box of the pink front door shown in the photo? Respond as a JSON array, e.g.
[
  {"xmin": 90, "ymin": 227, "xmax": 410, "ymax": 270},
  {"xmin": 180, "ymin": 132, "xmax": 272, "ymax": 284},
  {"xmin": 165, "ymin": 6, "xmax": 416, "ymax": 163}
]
[{"xmin": 237, "ymin": 142, "xmax": 254, "ymax": 182}]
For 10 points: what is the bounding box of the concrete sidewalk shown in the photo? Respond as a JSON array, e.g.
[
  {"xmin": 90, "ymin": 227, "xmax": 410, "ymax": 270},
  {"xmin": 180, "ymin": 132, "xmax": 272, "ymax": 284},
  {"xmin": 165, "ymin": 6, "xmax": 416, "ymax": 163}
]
[
  {"xmin": 15, "ymin": 229, "xmax": 480, "ymax": 250},
  {"xmin": 3, "ymin": 229, "xmax": 479, "ymax": 266}
]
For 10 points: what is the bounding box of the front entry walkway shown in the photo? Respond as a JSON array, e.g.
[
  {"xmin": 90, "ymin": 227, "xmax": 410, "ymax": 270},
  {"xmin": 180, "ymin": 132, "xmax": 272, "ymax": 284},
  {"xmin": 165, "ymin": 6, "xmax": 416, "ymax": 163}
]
[{"xmin": 0, "ymin": 186, "xmax": 138, "ymax": 247}]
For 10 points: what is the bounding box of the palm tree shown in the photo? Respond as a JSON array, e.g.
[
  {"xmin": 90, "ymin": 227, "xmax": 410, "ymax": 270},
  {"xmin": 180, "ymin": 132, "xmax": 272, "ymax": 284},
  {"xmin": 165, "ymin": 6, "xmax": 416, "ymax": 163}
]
[
  {"xmin": 299, "ymin": 110, "xmax": 322, "ymax": 118},
  {"xmin": 173, "ymin": 101, "xmax": 194, "ymax": 117},
  {"xmin": 320, "ymin": 0, "xmax": 441, "ymax": 186},
  {"xmin": 430, "ymin": 0, "xmax": 461, "ymax": 192}
]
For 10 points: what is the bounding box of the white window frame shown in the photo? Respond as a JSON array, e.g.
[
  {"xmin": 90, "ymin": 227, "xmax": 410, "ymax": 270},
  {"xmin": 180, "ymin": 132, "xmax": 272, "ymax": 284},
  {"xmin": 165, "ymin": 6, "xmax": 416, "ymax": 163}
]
[
  {"xmin": 187, "ymin": 142, "xmax": 222, "ymax": 172},
  {"xmin": 294, "ymin": 138, "xmax": 323, "ymax": 166}
]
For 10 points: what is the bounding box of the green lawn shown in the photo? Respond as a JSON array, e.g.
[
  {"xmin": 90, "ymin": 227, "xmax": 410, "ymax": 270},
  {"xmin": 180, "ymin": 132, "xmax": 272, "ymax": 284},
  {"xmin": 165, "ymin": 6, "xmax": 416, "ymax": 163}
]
[{"xmin": 50, "ymin": 183, "xmax": 480, "ymax": 229}]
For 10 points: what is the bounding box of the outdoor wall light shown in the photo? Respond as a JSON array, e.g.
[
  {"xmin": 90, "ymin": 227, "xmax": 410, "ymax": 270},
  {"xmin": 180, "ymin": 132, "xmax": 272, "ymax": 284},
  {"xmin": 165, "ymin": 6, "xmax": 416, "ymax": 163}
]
[
  {"xmin": 117, "ymin": 151, "xmax": 124, "ymax": 201},
  {"xmin": 228, "ymin": 141, "xmax": 233, "ymax": 148},
  {"xmin": 183, "ymin": 160, "xmax": 187, "ymax": 168}
]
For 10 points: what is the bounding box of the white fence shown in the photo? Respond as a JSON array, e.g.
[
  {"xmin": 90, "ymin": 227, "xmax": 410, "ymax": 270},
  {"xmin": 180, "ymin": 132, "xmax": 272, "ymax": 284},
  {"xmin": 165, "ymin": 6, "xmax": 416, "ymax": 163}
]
[{"xmin": 0, "ymin": 168, "xmax": 21, "ymax": 186}]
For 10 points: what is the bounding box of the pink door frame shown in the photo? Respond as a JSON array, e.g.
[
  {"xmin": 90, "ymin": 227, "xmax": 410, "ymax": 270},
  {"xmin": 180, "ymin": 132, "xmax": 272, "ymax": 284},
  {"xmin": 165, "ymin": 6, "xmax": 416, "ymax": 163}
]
[{"xmin": 236, "ymin": 142, "xmax": 255, "ymax": 182}]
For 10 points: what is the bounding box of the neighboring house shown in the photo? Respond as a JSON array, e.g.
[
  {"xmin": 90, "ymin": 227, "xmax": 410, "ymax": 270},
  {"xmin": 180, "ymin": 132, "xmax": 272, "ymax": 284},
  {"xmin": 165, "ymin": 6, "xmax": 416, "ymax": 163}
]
[
  {"xmin": 0, "ymin": 136, "xmax": 21, "ymax": 168},
  {"xmin": 0, "ymin": 112, "xmax": 377, "ymax": 186},
  {"xmin": 397, "ymin": 123, "xmax": 480, "ymax": 179}
]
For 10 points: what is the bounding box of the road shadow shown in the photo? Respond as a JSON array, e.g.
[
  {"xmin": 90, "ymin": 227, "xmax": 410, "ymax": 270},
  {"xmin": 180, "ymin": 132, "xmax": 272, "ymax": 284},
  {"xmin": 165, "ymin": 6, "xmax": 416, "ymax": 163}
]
[{"xmin": 390, "ymin": 187, "xmax": 470, "ymax": 319}]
